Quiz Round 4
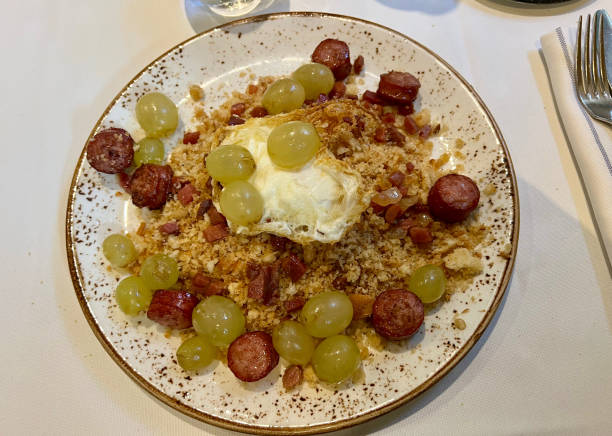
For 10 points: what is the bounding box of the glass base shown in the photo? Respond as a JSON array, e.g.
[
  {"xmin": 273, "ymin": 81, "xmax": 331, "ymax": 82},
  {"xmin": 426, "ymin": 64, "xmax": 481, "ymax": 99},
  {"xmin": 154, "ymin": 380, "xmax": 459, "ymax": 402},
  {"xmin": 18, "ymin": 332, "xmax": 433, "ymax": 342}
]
[{"xmin": 205, "ymin": 0, "xmax": 261, "ymax": 17}]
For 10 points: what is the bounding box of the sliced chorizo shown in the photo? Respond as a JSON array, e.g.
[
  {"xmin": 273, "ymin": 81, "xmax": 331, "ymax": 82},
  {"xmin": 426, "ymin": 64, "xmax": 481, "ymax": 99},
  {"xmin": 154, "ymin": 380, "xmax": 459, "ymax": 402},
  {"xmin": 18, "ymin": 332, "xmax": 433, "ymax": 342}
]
[
  {"xmin": 228, "ymin": 114, "xmax": 245, "ymax": 125},
  {"xmin": 284, "ymin": 296, "xmax": 305, "ymax": 313},
  {"xmin": 329, "ymin": 81, "xmax": 346, "ymax": 99},
  {"xmin": 86, "ymin": 128, "xmax": 134, "ymax": 174},
  {"xmin": 129, "ymin": 164, "xmax": 173, "ymax": 209},
  {"xmin": 250, "ymin": 106, "xmax": 268, "ymax": 118},
  {"xmin": 403, "ymin": 116, "xmax": 419, "ymax": 134},
  {"xmin": 269, "ymin": 235, "xmax": 289, "ymax": 251},
  {"xmin": 146, "ymin": 290, "xmax": 199, "ymax": 330},
  {"xmin": 427, "ymin": 174, "xmax": 480, "ymax": 223},
  {"xmin": 372, "ymin": 289, "xmax": 424, "ymax": 340},
  {"xmin": 207, "ymin": 206, "xmax": 227, "ymax": 226},
  {"xmin": 196, "ymin": 199, "xmax": 212, "ymax": 219},
  {"xmin": 377, "ymin": 71, "xmax": 421, "ymax": 105},
  {"xmin": 282, "ymin": 365, "xmax": 303, "ymax": 390},
  {"xmin": 409, "ymin": 226, "xmax": 433, "ymax": 244},
  {"xmin": 245, "ymin": 262, "xmax": 261, "ymax": 280},
  {"xmin": 388, "ymin": 171, "xmax": 406, "ymax": 187},
  {"xmin": 362, "ymin": 90, "xmax": 385, "ymax": 105},
  {"xmin": 191, "ymin": 272, "xmax": 225, "ymax": 297},
  {"xmin": 230, "ymin": 102, "xmax": 247, "ymax": 116},
  {"xmin": 182, "ymin": 131, "xmax": 200, "ymax": 144},
  {"xmin": 227, "ymin": 331, "xmax": 279, "ymax": 382},
  {"xmin": 280, "ymin": 254, "xmax": 307, "ymax": 282},
  {"xmin": 248, "ymin": 263, "xmax": 279, "ymax": 305},
  {"xmin": 177, "ymin": 182, "xmax": 198, "ymax": 205},
  {"xmin": 398, "ymin": 103, "xmax": 414, "ymax": 116},
  {"xmin": 353, "ymin": 55, "xmax": 365, "ymax": 75},
  {"xmin": 311, "ymin": 39, "xmax": 352, "ymax": 80},
  {"xmin": 203, "ymin": 224, "xmax": 229, "ymax": 242},
  {"xmin": 159, "ymin": 221, "xmax": 180, "ymax": 235}
]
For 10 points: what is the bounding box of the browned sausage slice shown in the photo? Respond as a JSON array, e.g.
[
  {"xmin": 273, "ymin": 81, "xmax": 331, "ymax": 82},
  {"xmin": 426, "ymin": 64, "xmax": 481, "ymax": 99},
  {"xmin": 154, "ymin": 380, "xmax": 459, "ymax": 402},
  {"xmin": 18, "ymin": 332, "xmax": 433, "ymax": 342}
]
[
  {"xmin": 377, "ymin": 71, "xmax": 421, "ymax": 105},
  {"xmin": 427, "ymin": 174, "xmax": 480, "ymax": 223},
  {"xmin": 147, "ymin": 290, "xmax": 199, "ymax": 330},
  {"xmin": 227, "ymin": 331, "xmax": 279, "ymax": 382},
  {"xmin": 311, "ymin": 39, "xmax": 352, "ymax": 80},
  {"xmin": 86, "ymin": 128, "xmax": 134, "ymax": 174},
  {"xmin": 129, "ymin": 164, "xmax": 173, "ymax": 210},
  {"xmin": 372, "ymin": 289, "xmax": 424, "ymax": 340}
]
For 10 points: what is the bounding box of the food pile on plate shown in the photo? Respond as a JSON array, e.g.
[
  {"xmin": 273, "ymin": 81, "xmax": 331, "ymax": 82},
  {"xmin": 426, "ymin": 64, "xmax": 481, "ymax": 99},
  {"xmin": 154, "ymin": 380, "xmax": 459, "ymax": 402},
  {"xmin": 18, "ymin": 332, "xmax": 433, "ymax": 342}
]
[{"xmin": 86, "ymin": 38, "xmax": 487, "ymax": 389}]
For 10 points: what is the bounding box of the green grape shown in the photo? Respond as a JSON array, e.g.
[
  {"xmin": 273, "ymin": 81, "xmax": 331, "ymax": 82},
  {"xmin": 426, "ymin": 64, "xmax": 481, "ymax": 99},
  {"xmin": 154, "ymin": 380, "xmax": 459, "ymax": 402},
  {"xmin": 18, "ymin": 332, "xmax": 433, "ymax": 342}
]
[
  {"xmin": 262, "ymin": 78, "xmax": 305, "ymax": 115},
  {"xmin": 219, "ymin": 180, "xmax": 263, "ymax": 226},
  {"xmin": 408, "ymin": 264, "xmax": 447, "ymax": 304},
  {"xmin": 300, "ymin": 291, "xmax": 353, "ymax": 338},
  {"xmin": 312, "ymin": 335, "xmax": 361, "ymax": 384},
  {"xmin": 267, "ymin": 121, "xmax": 321, "ymax": 170},
  {"xmin": 115, "ymin": 276, "xmax": 152, "ymax": 315},
  {"xmin": 292, "ymin": 63, "xmax": 335, "ymax": 100},
  {"xmin": 176, "ymin": 335, "xmax": 217, "ymax": 371},
  {"xmin": 192, "ymin": 296, "xmax": 245, "ymax": 347},
  {"xmin": 135, "ymin": 92, "xmax": 179, "ymax": 138},
  {"xmin": 140, "ymin": 254, "xmax": 179, "ymax": 290},
  {"xmin": 102, "ymin": 234, "xmax": 137, "ymax": 267},
  {"xmin": 205, "ymin": 144, "xmax": 255, "ymax": 184},
  {"xmin": 134, "ymin": 137, "xmax": 165, "ymax": 166},
  {"xmin": 272, "ymin": 320, "xmax": 315, "ymax": 366}
]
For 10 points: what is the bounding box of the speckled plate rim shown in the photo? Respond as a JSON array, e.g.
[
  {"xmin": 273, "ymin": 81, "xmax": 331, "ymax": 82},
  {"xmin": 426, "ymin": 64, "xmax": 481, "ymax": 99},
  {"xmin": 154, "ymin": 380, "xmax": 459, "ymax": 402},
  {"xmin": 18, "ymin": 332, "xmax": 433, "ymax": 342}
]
[{"xmin": 65, "ymin": 11, "xmax": 520, "ymax": 435}]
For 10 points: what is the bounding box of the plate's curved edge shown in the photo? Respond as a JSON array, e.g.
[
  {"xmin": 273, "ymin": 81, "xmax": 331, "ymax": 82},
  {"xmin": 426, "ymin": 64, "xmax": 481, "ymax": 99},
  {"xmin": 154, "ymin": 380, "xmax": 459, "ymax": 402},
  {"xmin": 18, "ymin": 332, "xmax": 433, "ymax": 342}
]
[{"xmin": 65, "ymin": 11, "xmax": 520, "ymax": 435}]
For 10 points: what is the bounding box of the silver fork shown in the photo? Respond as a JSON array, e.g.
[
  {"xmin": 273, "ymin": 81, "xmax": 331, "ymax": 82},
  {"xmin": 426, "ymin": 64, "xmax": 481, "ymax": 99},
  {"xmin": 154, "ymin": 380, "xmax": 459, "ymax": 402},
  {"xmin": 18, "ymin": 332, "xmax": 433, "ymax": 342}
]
[{"xmin": 576, "ymin": 11, "xmax": 612, "ymax": 125}]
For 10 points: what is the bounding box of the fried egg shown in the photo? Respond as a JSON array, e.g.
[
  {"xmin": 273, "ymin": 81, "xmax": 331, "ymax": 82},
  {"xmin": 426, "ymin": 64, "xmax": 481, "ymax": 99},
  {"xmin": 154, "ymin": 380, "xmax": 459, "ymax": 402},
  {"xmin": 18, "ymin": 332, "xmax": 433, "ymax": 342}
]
[{"xmin": 212, "ymin": 115, "xmax": 369, "ymax": 244}]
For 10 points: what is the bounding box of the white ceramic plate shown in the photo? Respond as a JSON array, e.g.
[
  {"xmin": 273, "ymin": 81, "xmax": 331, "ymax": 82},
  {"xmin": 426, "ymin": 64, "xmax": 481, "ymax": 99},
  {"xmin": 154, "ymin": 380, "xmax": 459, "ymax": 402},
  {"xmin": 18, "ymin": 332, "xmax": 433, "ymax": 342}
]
[{"xmin": 66, "ymin": 12, "xmax": 518, "ymax": 435}]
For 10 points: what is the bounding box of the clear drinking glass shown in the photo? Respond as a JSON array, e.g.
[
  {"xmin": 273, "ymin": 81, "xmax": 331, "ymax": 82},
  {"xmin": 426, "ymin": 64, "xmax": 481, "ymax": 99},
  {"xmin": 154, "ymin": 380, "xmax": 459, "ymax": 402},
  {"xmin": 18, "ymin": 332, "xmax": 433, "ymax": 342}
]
[{"xmin": 203, "ymin": 0, "xmax": 261, "ymax": 17}]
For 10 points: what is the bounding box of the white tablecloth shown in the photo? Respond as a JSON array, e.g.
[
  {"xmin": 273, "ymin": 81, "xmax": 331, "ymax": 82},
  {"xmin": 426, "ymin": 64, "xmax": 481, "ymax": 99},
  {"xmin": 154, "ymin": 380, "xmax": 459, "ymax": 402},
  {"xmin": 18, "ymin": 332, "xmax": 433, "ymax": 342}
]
[{"xmin": 2, "ymin": 0, "xmax": 612, "ymax": 434}]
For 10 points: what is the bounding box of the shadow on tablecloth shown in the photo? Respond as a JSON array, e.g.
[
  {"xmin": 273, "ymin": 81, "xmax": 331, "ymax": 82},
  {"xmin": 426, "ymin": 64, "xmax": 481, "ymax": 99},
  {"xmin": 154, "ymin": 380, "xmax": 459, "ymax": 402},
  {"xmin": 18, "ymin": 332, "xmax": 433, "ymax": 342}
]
[
  {"xmin": 473, "ymin": 0, "xmax": 595, "ymax": 17},
  {"xmin": 374, "ymin": 0, "xmax": 457, "ymax": 15}
]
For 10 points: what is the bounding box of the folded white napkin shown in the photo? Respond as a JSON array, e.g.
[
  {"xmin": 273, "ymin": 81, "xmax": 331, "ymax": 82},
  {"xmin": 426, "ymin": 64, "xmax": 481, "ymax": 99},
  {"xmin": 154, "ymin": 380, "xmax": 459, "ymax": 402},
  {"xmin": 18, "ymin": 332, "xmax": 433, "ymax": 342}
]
[{"xmin": 541, "ymin": 27, "xmax": 612, "ymax": 265}]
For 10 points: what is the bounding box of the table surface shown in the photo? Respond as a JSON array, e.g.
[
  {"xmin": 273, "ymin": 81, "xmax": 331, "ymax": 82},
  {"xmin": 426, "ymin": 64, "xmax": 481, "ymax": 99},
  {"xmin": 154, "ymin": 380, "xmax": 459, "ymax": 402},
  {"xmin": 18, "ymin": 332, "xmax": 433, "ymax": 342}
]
[{"xmin": 2, "ymin": 0, "xmax": 612, "ymax": 434}]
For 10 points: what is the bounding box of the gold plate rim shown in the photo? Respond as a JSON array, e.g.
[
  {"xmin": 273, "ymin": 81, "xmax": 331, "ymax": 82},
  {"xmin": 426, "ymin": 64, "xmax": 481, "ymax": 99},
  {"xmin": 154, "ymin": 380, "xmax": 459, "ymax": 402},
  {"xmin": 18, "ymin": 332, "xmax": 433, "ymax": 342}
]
[{"xmin": 65, "ymin": 11, "xmax": 520, "ymax": 435}]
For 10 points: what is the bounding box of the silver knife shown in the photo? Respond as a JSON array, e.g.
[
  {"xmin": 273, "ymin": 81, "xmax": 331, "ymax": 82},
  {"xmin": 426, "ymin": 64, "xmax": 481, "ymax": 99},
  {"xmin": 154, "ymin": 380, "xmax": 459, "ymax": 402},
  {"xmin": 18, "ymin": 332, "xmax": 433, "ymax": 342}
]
[{"xmin": 597, "ymin": 9, "xmax": 612, "ymax": 88}]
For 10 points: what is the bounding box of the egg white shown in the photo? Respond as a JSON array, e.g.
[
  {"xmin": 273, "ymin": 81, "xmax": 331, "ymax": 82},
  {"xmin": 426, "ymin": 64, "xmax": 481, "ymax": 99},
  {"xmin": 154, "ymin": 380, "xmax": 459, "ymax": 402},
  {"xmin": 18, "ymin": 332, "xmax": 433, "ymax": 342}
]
[{"xmin": 213, "ymin": 116, "xmax": 369, "ymax": 244}]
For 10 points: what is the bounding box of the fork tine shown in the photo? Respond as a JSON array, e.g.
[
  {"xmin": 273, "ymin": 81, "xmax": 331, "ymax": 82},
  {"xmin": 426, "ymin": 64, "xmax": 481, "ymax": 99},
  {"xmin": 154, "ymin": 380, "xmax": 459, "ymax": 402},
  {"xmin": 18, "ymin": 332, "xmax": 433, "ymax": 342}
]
[
  {"xmin": 593, "ymin": 12, "xmax": 603, "ymax": 94},
  {"xmin": 576, "ymin": 15, "xmax": 585, "ymax": 95},
  {"xmin": 587, "ymin": 14, "xmax": 596, "ymax": 94},
  {"xmin": 595, "ymin": 12, "xmax": 610, "ymax": 96}
]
